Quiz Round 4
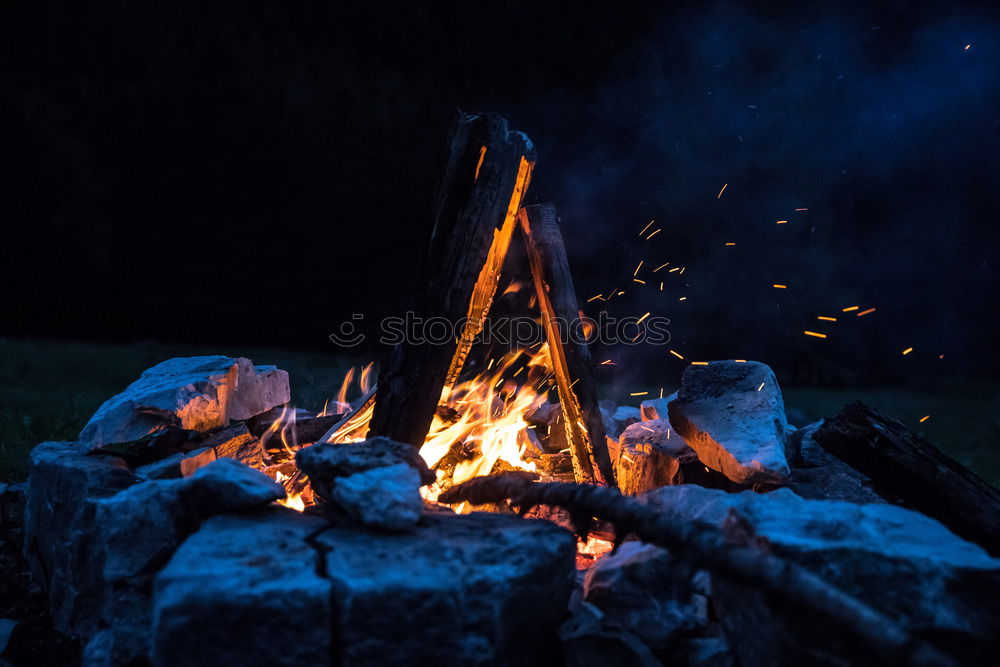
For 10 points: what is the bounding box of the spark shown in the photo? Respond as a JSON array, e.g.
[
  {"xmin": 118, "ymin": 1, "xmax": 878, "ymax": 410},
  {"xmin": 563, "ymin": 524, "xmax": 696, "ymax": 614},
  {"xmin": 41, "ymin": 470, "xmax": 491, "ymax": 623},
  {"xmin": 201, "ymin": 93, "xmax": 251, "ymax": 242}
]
[
  {"xmin": 817, "ymin": 316, "xmax": 837, "ymax": 322},
  {"xmin": 587, "ymin": 294, "xmax": 604, "ymax": 303},
  {"xmin": 678, "ymin": 296, "xmax": 687, "ymax": 301},
  {"xmin": 919, "ymin": 415, "xmax": 931, "ymax": 423},
  {"xmin": 773, "ymin": 284, "xmax": 787, "ymax": 289},
  {"xmin": 717, "ymin": 183, "xmax": 728, "ymax": 199},
  {"xmin": 725, "ymin": 242, "xmax": 736, "ymax": 246},
  {"xmin": 633, "ymin": 278, "xmax": 646, "ymax": 284},
  {"xmin": 669, "ymin": 267, "xmax": 680, "ymax": 273},
  {"xmin": 857, "ymin": 307, "xmax": 876, "ymax": 317},
  {"xmin": 474, "ymin": 146, "xmax": 487, "ymax": 180},
  {"xmin": 734, "ymin": 359, "xmax": 747, "ymax": 363},
  {"xmin": 842, "ymin": 306, "xmax": 859, "ymax": 312},
  {"xmin": 653, "ymin": 262, "xmax": 670, "ymax": 272},
  {"xmin": 938, "ymin": 354, "xmax": 945, "ymax": 359},
  {"xmin": 600, "ymin": 359, "xmax": 615, "ymax": 365},
  {"xmin": 902, "ymin": 347, "xmax": 913, "ymax": 355},
  {"xmin": 803, "ymin": 331, "xmax": 828, "ymax": 339},
  {"xmin": 637, "ymin": 312, "xmax": 651, "ymax": 324},
  {"xmin": 639, "ymin": 220, "xmax": 655, "ymax": 236},
  {"xmin": 633, "ymin": 260, "xmax": 644, "ymax": 276},
  {"xmin": 646, "ymin": 228, "xmax": 662, "ymax": 240},
  {"xmin": 795, "ymin": 208, "xmax": 809, "ymax": 211},
  {"xmin": 670, "ymin": 349, "xmax": 685, "ymax": 360},
  {"xmin": 659, "ymin": 282, "xmax": 664, "ymax": 291},
  {"xmin": 776, "ymin": 220, "xmax": 788, "ymax": 224},
  {"xmin": 964, "ymin": 44, "xmax": 971, "ymax": 50},
  {"xmin": 679, "ymin": 267, "xmax": 686, "ymax": 275},
  {"xmin": 691, "ymin": 361, "xmax": 709, "ymax": 366},
  {"xmin": 630, "ymin": 391, "xmax": 649, "ymax": 397},
  {"xmin": 757, "ymin": 381, "xmax": 765, "ymax": 391}
]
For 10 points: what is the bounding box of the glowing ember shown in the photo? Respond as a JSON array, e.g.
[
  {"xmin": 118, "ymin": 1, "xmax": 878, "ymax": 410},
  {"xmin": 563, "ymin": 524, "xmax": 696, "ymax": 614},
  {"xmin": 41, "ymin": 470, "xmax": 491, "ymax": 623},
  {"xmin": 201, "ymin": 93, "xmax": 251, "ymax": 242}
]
[
  {"xmin": 576, "ymin": 535, "xmax": 615, "ymax": 569},
  {"xmin": 315, "ymin": 347, "xmax": 552, "ymax": 510}
]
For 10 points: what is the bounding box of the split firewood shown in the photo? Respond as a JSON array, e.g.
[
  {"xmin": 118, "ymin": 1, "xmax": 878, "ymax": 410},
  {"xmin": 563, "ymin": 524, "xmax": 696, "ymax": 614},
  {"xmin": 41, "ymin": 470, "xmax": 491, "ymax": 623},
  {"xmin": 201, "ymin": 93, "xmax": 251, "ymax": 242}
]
[
  {"xmin": 438, "ymin": 474, "xmax": 955, "ymax": 667},
  {"xmin": 814, "ymin": 401, "xmax": 1000, "ymax": 556},
  {"xmin": 370, "ymin": 113, "xmax": 535, "ymax": 447},
  {"xmin": 519, "ymin": 203, "xmax": 615, "ymax": 487}
]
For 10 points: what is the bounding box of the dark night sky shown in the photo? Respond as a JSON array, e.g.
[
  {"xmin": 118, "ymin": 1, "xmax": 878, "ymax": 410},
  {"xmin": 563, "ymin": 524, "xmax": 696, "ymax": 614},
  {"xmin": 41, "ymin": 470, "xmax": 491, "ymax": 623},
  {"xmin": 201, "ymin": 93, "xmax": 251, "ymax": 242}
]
[{"xmin": 3, "ymin": 1, "xmax": 998, "ymax": 386}]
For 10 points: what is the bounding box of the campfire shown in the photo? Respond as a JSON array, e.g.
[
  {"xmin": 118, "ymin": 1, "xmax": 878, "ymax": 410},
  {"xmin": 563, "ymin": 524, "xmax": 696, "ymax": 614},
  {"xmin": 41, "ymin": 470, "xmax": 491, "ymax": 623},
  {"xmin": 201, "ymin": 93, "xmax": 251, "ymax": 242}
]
[
  {"xmin": 16, "ymin": 113, "xmax": 1000, "ymax": 667},
  {"xmin": 259, "ymin": 113, "xmax": 616, "ymax": 522}
]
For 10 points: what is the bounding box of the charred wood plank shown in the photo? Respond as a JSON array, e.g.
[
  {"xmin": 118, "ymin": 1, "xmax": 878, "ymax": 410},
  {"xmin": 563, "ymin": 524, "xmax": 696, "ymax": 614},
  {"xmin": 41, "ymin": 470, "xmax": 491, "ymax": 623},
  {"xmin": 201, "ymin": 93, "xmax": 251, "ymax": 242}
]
[
  {"xmin": 369, "ymin": 113, "xmax": 535, "ymax": 447},
  {"xmin": 814, "ymin": 401, "xmax": 1000, "ymax": 556},
  {"xmin": 519, "ymin": 203, "xmax": 616, "ymax": 487}
]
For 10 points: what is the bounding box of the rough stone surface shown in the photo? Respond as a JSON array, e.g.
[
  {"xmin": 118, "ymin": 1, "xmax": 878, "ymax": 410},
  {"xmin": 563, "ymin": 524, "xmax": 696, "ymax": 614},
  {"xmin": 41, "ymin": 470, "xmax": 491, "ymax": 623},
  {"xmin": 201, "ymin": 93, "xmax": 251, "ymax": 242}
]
[
  {"xmin": 602, "ymin": 405, "xmax": 642, "ymax": 440},
  {"xmin": 330, "ymin": 463, "xmax": 425, "ymax": 531},
  {"xmin": 583, "ymin": 542, "xmax": 708, "ymax": 654},
  {"xmin": 22, "ymin": 442, "xmax": 135, "ymax": 637},
  {"xmin": 316, "ymin": 510, "xmax": 576, "ymax": 666},
  {"xmin": 296, "ymin": 436, "xmax": 434, "ymax": 530},
  {"xmin": 23, "ymin": 442, "xmax": 284, "ymax": 663},
  {"xmin": 153, "ymin": 509, "xmax": 333, "ymax": 667},
  {"xmin": 0, "ymin": 618, "xmax": 17, "ymax": 654},
  {"xmin": 86, "ymin": 459, "xmax": 285, "ymax": 664},
  {"xmin": 784, "ymin": 421, "xmax": 885, "ymax": 504},
  {"xmin": 615, "ymin": 420, "xmax": 698, "ymax": 495},
  {"xmin": 640, "ymin": 393, "xmax": 677, "ymax": 422},
  {"xmin": 560, "ymin": 601, "xmax": 661, "ymax": 667},
  {"xmin": 641, "ymin": 485, "xmax": 1000, "ymax": 646},
  {"xmin": 668, "ymin": 361, "xmax": 790, "ymax": 485},
  {"xmin": 78, "ymin": 356, "xmax": 290, "ymax": 450}
]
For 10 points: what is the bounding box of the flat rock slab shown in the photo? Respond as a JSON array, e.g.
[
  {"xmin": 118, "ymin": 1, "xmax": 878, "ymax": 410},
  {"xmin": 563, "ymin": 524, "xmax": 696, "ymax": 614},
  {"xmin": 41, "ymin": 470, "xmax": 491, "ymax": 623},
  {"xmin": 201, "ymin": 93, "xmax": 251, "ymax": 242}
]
[
  {"xmin": 316, "ymin": 510, "xmax": 576, "ymax": 666},
  {"xmin": 79, "ymin": 356, "xmax": 290, "ymax": 450},
  {"xmin": 641, "ymin": 485, "xmax": 1000, "ymax": 642},
  {"xmin": 153, "ymin": 509, "xmax": 334, "ymax": 667},
  {"xmin": 668, "ymin": 361, "xmax": 790, "ymax": 485}
]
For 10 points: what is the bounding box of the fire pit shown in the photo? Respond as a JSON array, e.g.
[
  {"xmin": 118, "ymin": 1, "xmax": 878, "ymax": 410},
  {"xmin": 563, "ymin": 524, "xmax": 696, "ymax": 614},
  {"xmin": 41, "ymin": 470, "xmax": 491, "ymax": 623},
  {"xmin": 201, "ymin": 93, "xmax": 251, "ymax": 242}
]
[{"xmin": 20, "ymin": 114, "xmax": 1000, "ymax": 667}]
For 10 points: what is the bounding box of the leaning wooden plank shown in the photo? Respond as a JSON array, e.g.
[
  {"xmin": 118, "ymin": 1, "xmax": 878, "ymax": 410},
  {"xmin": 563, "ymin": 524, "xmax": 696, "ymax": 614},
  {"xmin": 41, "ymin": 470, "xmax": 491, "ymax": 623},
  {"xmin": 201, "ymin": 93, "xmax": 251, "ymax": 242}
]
[
  {"xmin": 814, "ymin": 401, "xmax": 1000, "ymax": 556},
  {"xmin": 368, "ymin": 113, "xmax": 535, "ymax": 447},
  {"xmin": 519, "ymin": 203, "xmax": 616, "ymax": 487}
]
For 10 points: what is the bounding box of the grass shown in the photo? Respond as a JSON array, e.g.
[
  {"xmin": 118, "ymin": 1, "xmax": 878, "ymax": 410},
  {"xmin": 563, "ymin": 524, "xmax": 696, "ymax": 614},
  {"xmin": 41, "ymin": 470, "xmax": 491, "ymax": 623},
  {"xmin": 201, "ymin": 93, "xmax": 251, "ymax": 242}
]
[{"xmin": 1, "ymin": 338, "xmax": 997, "ymax": 486}]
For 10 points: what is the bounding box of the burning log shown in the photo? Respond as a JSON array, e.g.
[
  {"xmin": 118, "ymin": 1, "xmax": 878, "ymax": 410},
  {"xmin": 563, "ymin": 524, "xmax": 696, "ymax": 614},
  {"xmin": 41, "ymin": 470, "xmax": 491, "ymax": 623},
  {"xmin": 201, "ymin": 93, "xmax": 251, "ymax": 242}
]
[
  {"xmin": 519, "ymin": 203, "xmax": 616, "ymax": 486},
  {"xmin": 438, "ymin": 474, "xmax": 955, "ymax": 667},
  {"xmin": 370, "ymin": 112, "xmax": 535, "ymax": 447},
  {"xmin": 814, "ymin": 402, "xmax": 1000, "ymax": 556}
]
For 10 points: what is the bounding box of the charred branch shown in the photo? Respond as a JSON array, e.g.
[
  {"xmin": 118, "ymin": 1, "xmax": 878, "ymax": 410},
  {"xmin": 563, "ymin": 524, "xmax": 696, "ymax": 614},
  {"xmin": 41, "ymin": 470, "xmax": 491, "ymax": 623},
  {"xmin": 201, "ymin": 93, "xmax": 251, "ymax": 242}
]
[
  {"xmin": 438, "ymin": 474, "xmax": 954, "ymax": 667},
  {"xmin": 814, "ymin": 401, "xmax": 1000, "ymax": 556}
]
